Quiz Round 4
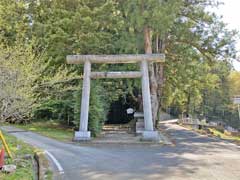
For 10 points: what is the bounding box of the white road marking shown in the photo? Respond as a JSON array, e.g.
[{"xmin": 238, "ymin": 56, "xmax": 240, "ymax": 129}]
[{"xmin": 45, "ymin": 150, "xmax": 64, "ymax": 174}]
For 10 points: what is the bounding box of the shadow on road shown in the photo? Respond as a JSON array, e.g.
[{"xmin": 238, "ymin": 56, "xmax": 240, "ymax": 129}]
[
  {"xmin": 1, "ymin": 123, "xmax": 240, "ymax": 180},
  {"xmin": 61, "ymin": 122, "xmax": 240, "ymax": 180}
]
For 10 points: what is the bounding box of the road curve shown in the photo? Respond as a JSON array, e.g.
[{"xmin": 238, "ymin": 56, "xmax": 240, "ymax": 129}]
[{"xmin": 1, "ymin": 122, "xmax": 240, "ymax": 180}]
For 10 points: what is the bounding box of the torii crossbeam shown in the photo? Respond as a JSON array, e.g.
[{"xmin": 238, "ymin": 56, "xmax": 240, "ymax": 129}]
[{"xmin": 66, "ymin": 54, "xmax": 165, "ymax": 141}]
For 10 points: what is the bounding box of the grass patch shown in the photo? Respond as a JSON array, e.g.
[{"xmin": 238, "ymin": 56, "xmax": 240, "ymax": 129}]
[
  {"xmin": 208, "ymin": 128, "xmax": 240, "ymax": 141},
  {"xmin": 14, "ymin": 121, "xmax": 74, "ymax": 142},
  {"xmin": 0, "ymin": 132, "xmax": 35, "ymax": 180},
  {"xmin": 45, "ymin": 169, "xmax": 53, "ymax": 180},
  {"xmin": 179, "ymin": 123, "xmax": 240, "ymax": 144}
]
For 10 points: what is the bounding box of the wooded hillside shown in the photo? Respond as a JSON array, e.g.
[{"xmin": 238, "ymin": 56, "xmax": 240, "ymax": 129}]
[{"xmin": 0, "ymin": 0, "xmax": 239, "ymax": 134}]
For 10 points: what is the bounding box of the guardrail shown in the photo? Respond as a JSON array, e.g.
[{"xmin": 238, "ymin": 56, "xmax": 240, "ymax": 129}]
[
  {"xmin": 178, "ymin": 118, "xmax": 220, "ymax": 128},
  {"xmin": 178, "ymin": 118, "xmax": 239, "ymax": 134}
]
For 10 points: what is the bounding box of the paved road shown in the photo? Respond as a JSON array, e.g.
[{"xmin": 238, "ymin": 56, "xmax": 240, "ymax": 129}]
[{"xmin": 1, "ymin": 122, "xmax": 240, "ymax": 180}]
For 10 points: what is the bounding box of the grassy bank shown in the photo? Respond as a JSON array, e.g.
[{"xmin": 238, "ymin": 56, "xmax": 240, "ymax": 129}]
[
  {"xmin": 15, "ymin": 121, "xmax": 74, "ymax": 142},
  {"xmin": 208, "ymin": 128, "xmax": 240, "ymax": 142},
  {"xmin": 180, "ymin": 123, "xmax": 240, "ymax": 144},
  {"xmin": 0, "ymin": 132, "xmax": 35, "ymax": 180}
]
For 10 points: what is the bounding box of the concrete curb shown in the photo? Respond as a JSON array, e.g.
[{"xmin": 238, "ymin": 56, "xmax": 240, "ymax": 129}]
[
  {"xmin": 73, "ymin": 132, "xmax": 173, "ymax": 146},
  {"xmin": 34, "ymin": 150, "xmax": 52, "ymax": 180}
]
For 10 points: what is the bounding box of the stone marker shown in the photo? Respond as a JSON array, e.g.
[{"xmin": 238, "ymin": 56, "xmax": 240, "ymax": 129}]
[{"xmin": 2, "ymin": 165, "xmax": 16, "ymax": 173}]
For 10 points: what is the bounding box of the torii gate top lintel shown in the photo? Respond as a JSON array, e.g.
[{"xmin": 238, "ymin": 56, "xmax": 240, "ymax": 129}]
[
  {"xmin": 67, "ymin": 53, "xmax": 165, "ymax": 141},
  {"xmin": 67, "ymin": 54, "xmax": 165, "ymax": 64}
]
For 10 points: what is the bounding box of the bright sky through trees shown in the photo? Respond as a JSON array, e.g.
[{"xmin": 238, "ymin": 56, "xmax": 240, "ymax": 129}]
[{"xmin": 211, "ymin": 0, "xmax": 240, "ymax": 71}]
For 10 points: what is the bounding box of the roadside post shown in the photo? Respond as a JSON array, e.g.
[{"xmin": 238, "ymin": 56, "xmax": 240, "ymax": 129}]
[
  {"xmin": 0, "ymin": 130, "xmax": 12, "ymax": 159},
  {"xmin": 0, "ymin": 148, "xmax": 4, "ymax": 168}
]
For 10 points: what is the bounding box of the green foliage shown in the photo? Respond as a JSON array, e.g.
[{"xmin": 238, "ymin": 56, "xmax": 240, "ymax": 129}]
[
  {"xmin": 115, "ymin": 0, "xmax": 183, "ymax": 53},
  {"xmin": 229, "ymin": 71, "xmax": 240, "ymax": 96},
  {"xmin": 30, "ymin": 0, "xmax": 120, "ymax": 67},
  {"xmin": 88, "ymin": 83, "xmax": 106, "ymax": 137},
  {"xmin": 0, "ymin": 0, "xmax": 31, "ymax": 45},
  {"xmin": 159, "ymin": 0, "xmax": 238, "ymax": 125},
  {"xmin": 0, "ymin": 0, "xmax": 239, "ymax": 132},
  {"xmin": 15, "ymin": 121, "xmax": 73, "ymax": 141},
  {"xmin": 120, "ymin": 0, "xmax": 182, "ymax": 33},
  {"xmin": 0, "ymin": 41, "xmax": 43, "ymax": 122}
]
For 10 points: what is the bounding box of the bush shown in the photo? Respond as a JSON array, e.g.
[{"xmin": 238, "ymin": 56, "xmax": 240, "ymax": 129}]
[{"xmin": 0, "ymin": 42, "xmax": 42, "ymax": 123}]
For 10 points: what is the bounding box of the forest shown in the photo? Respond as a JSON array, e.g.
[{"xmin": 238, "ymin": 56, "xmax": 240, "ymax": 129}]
[{"xmin": 0, "ymin": 0, "xmax": 240, "ymax": 136}]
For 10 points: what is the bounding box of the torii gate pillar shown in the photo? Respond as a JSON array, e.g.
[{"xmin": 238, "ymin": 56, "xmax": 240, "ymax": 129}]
[
  {"xmin": 140, "ymin": 60, "xmax": 159, "ymax": 140},
  {"xmin": 74, "ymin": 60, "xmax": 91, "ymax": 140},
  {"xmin": 67, "ymin": 54, "xmax": 165, "ymax": 141}
]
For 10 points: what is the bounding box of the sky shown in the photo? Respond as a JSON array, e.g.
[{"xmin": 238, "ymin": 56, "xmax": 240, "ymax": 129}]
[{"xmin": 210, "ymin": 0, "xmax": 240, "ymax": 71}]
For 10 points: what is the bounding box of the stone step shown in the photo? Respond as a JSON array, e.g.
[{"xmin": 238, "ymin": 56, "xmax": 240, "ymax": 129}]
[
  {"xmin": 103, "ymin": 125, "xmax": 131, "ymax": 127},
  {"xmin": 103, "ymin": 125, "xmax": 130, "ymax": 128},
  {"xmin": 136, "ymin": 118, "xmax": 144, "ymax": 134},
  {"xmin": 102, "ymin": 127, "xmax": 131, "ymax": 131},
  {"xmin": 136, "ymin": 129, "xmax": 144, "ymax": 134},
  {"xmin": 136, "ymin": 126, "xmax": 144, "ymax": 130},
  {"xmin": 136, "ymin": 123, "xmax": 145, "ymax": 132},
  {"xmin": 102, "ymin": 126, "xmax": 130, "ymax": 129},
  {"xmin": 102, "ymin": 124, "xmax": 134, "ymax": 135},
  {"xmin": 136, "ymin": 125, "xmax": 144, "ymax": 128},
  {"xmin": 136, "ymin": 118, "xmax": 144, "ymax": 122},
  {"xmin": 136, "ymin": 121, "xmax": 144, "ymax": 126},
  {"xmin": 104, "ymin": 123, "xmax": 131, "ymax": 126},
  {"xmin": 103, "ymin": 126, "xmax": 130, "ymax": 129},
  {"xmin": 134, "ymin": 112, "xmax": 144, "ymax": 118},
  {"xmin": 102, "ymin": 130, "xmax": 130, "ymax": 134},
  {"xmin": 136, "ymin": 127, "xmax": 144, "ymax": 131}
]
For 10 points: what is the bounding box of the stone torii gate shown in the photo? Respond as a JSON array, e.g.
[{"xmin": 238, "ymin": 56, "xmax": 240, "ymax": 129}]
[{"xmin": 67, "ymin": 54, "xmax": 165, "ymax": 141}]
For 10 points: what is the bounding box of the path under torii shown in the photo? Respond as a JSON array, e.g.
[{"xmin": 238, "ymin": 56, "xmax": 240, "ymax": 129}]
[{"xmin": 66, "ymin": 54, "xmax": 165, "ymax": 141}]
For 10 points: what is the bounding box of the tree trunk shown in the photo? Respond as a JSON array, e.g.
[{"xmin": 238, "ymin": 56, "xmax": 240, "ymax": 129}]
[
  {"xmin": 144, "ymin": 27, "xmax": 152, "ymax": 54},
  {"xmin": 155, "ymin": 34, "xmax": 165, "ymax": 125},
  {"xmin": 144, "ymin": 26, "xmax": 159, "ymax": 127},
  {"xmin": 144, "ymin": 28, "xmax": 166, "ymax": 127}
]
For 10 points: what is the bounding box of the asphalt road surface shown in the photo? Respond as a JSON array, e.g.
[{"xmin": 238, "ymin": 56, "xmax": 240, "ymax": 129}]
[{"xmin": 1, "ymin": 122, "xmax": 240, "ymax": 180}]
